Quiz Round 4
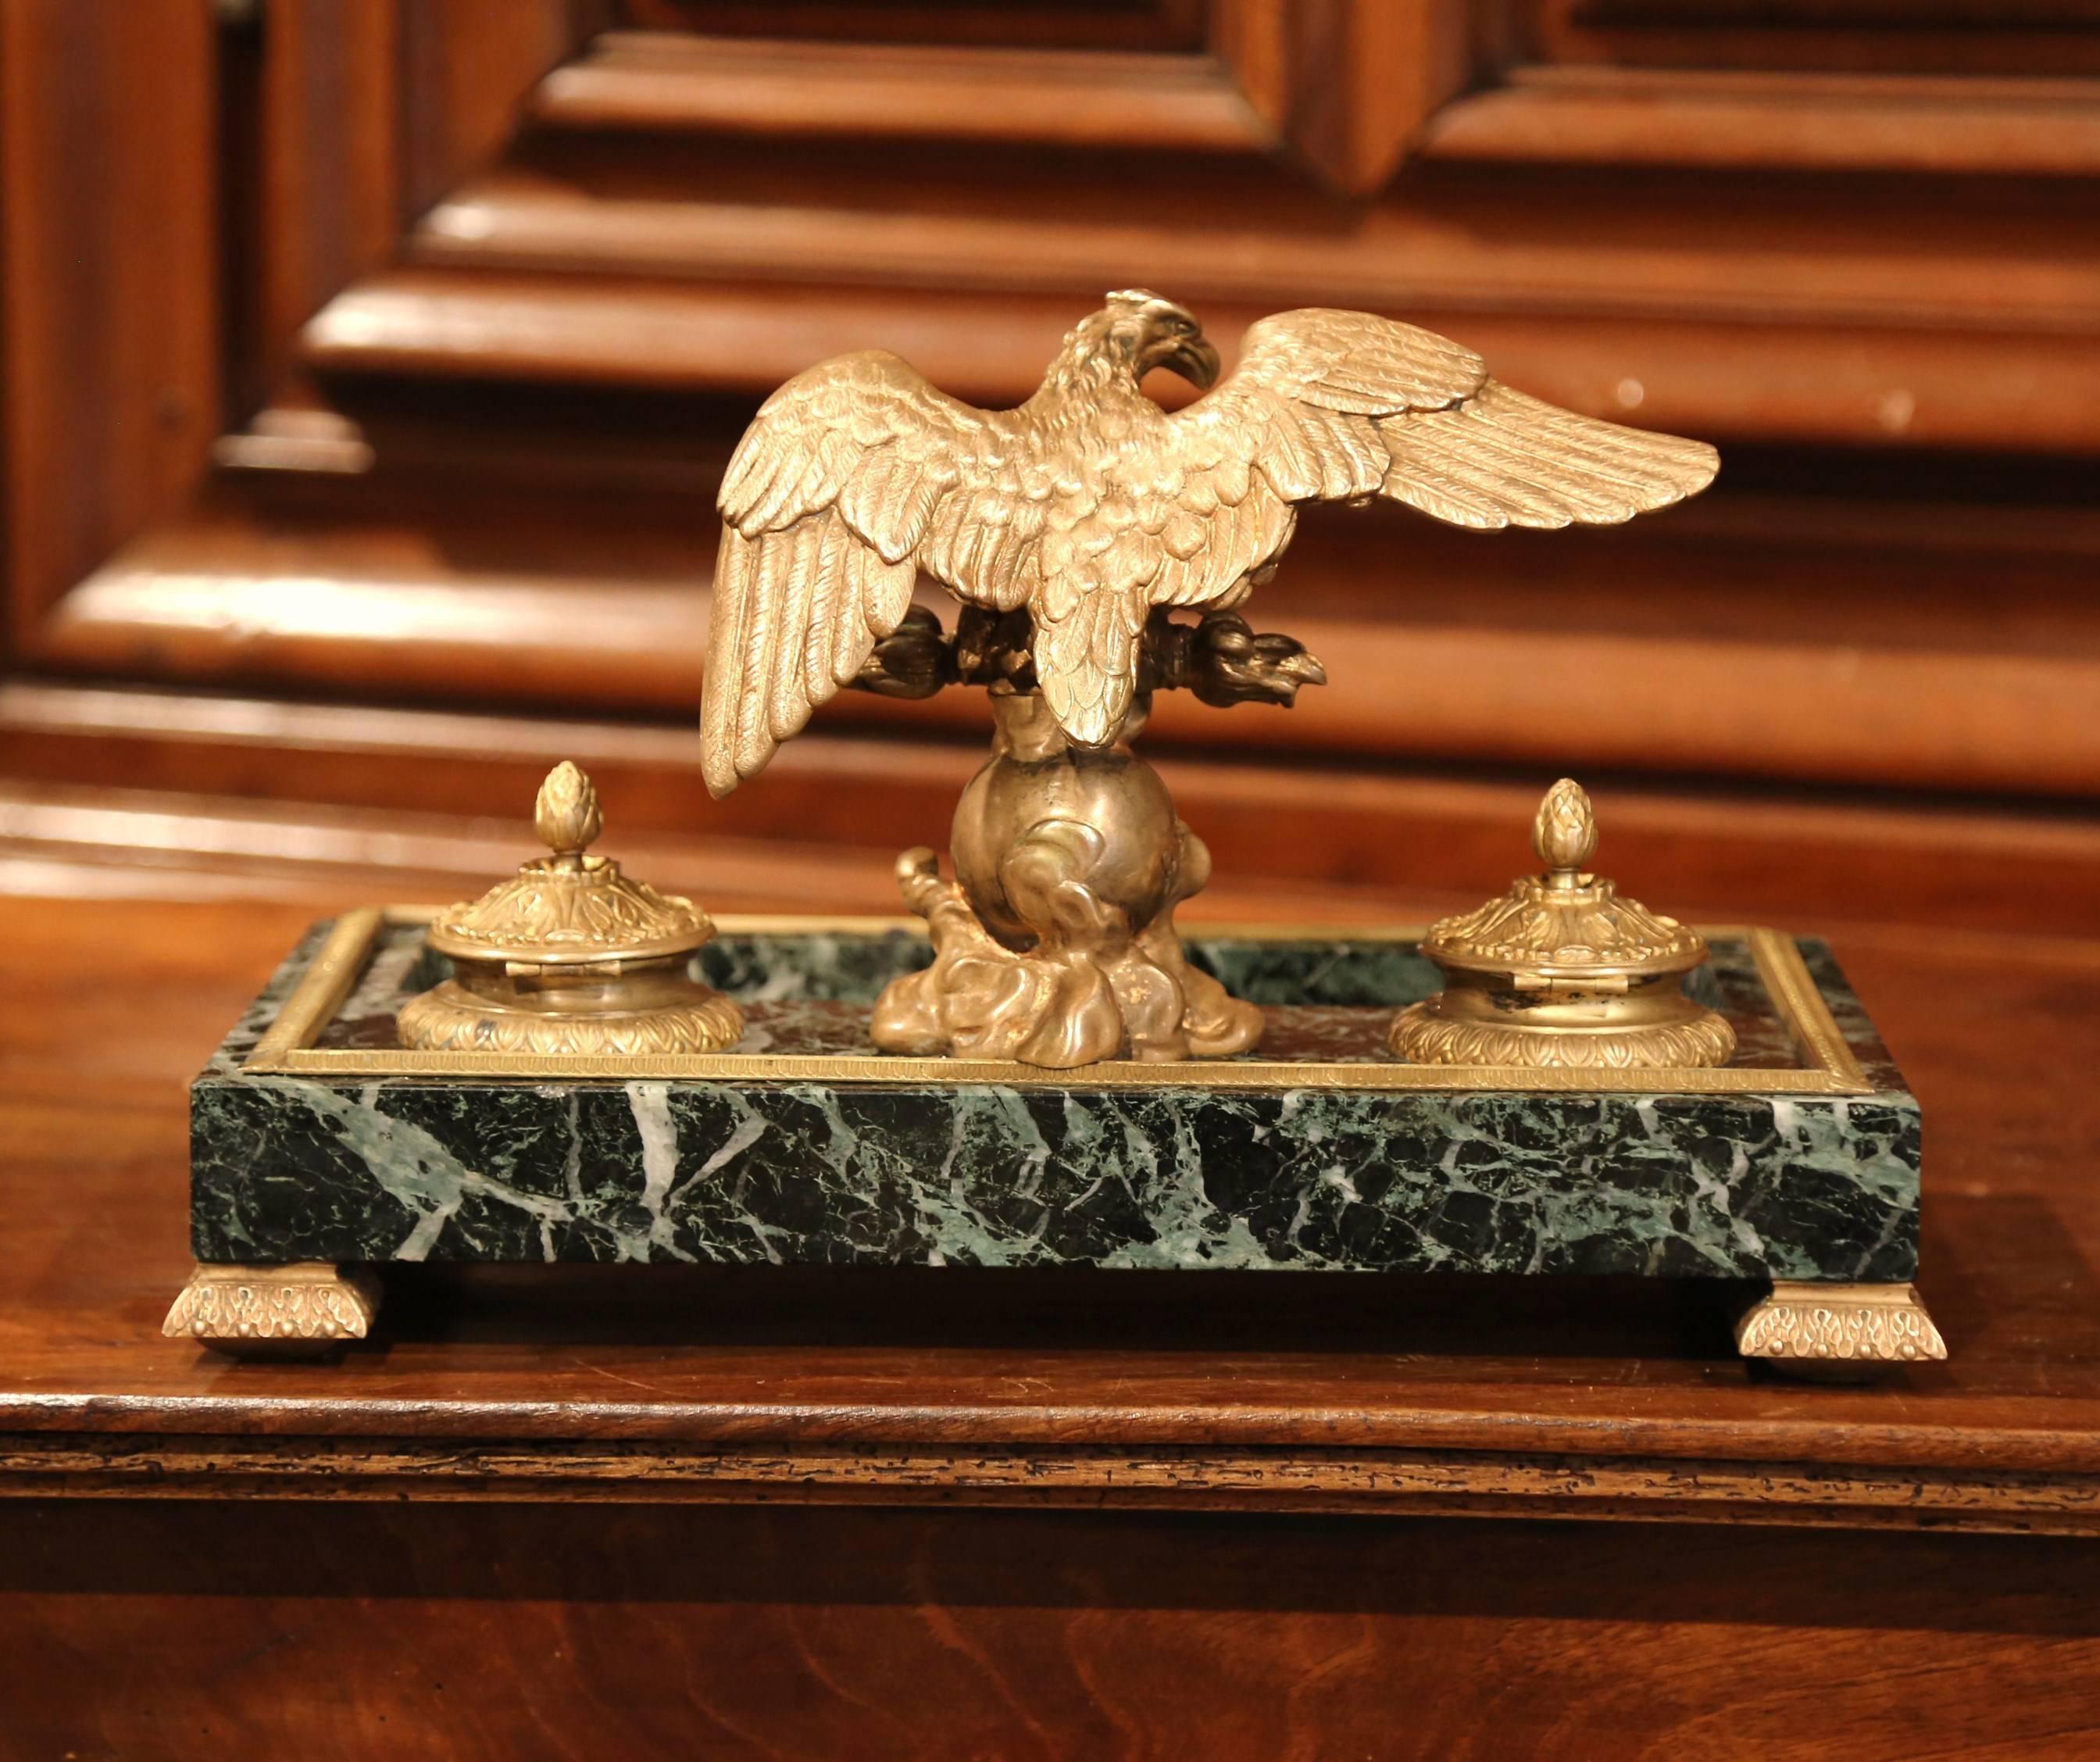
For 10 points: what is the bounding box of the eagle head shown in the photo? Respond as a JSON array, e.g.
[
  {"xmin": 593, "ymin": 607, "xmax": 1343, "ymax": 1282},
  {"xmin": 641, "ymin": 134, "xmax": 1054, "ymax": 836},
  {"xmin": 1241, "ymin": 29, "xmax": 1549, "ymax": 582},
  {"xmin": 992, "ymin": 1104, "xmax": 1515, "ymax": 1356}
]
[{"xmin": 1088, "ymin": 289, "xmax": 1222, "ymax": 391}]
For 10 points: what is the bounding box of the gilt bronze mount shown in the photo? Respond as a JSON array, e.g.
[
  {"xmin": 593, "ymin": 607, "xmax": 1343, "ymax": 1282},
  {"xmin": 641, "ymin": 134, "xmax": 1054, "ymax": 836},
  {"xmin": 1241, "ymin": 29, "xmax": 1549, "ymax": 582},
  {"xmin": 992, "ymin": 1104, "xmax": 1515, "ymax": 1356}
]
[
  {"xmin": 161, "ymin": 294, "xmax": 1947, "ymax": 1381},
  {"xmin": 162, "ymin": 1262, "xmax": 381, "ymax": 1356},
  {"xmin": 700, "ymin": 289, "xmax": 1719, "ymax": 1067},
  {"xmin": 177, "ymin": 912, "xmax": 1940, "ymax": 1374},
  {"xmin": 870, "ymin": 689, "xmax": 1262, "ymax": 1066},
  {"xmin": 397, "ymin": 761, "xmax": 743, "ymax": 1057},
  {"xmin": 1735, "ymin": 1282, "xmax": 1948, "ymax": 1381},
  {"xmin": 1393, "ymin": 779, "xmax": 1736, "ymax": 1070}
]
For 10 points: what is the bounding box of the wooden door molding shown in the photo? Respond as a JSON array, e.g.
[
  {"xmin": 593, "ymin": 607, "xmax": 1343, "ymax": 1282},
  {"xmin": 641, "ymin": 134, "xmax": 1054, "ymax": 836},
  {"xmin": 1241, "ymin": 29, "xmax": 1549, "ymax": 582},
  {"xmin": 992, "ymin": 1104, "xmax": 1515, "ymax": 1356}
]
[
  {"xmin": 5, "ymin": 0, "xmax": 2100, "ymax": 823},
  {"xmin": 0, "ymin": 2, "xmax": 220, "ymax": 669},
  {"xmin": 1424, "ymin": 67, "xmax": 2100, "ymax": 177},
  {"xmin": 531, "ymin": 30, "xmax": 1270, "ymax": 155},
  {"xmin": 1, "ymin": 0, "xmax": 598, "ymax": 655},
  {"xmin": 1210, "ymin": 0, "xmax": 1483, "ymax": 195}
]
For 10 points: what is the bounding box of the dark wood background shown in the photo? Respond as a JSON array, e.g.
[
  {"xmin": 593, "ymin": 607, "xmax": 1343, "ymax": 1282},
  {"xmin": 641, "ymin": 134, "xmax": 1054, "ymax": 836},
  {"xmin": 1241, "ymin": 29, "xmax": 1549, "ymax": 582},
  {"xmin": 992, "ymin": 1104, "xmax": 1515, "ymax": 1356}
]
[
  {"xmin": 5, "ymin": 10, "xmax": 2100, "ymax": 1755},
  {"xmin": 3, "ymin": 0, "xmax": 2097, "ymax": 931}
]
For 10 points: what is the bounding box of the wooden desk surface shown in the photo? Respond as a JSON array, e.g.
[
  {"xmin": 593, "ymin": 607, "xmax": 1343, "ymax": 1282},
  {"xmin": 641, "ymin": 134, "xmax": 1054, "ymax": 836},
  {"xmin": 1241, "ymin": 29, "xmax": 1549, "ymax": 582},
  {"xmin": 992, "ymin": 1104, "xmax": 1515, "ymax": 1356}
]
[{"xmin": 5, "ymin": 895, "xmax": 2098, "ymax": 1758}]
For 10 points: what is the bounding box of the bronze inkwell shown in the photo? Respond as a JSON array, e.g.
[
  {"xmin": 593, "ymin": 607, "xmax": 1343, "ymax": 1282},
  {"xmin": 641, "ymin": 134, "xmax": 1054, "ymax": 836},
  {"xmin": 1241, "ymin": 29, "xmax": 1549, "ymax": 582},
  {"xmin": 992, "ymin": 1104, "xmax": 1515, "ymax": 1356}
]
[
  {"xmin": 1391, "ymin": 778, "xmax": 1736, "ymax": 1070},
  {"xmin": 163, "ymin": 293, "xmax": 1947, "ymax": 1381},
  {"xmin": 397, "ymin": 761, "xmax": 743, "ymax": 1057}
]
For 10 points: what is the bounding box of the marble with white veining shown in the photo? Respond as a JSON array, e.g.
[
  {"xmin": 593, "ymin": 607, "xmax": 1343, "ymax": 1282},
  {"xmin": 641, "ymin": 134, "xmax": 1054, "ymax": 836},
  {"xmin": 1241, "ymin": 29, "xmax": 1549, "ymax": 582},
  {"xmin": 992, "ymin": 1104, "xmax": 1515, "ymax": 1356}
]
[{"xmin": 189, "ymin": 924, "xmax": 1921, "ymax": 1278}]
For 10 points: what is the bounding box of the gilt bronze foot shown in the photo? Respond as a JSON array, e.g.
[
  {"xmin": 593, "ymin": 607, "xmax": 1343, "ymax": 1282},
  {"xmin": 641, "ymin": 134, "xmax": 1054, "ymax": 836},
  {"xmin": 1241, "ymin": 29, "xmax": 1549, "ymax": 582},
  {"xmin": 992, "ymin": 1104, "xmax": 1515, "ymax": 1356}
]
[
  {"xmin": 162, "ymin": 1263, "xmax": 382, "ymax": 1356},
  {"xmin": 869, "ymin": 689, "xmax": 1262, "ymax": 1067},
  {"xmin": 1735, "ymin": 1281, "xmax": 1947, "ymax": 1381}
]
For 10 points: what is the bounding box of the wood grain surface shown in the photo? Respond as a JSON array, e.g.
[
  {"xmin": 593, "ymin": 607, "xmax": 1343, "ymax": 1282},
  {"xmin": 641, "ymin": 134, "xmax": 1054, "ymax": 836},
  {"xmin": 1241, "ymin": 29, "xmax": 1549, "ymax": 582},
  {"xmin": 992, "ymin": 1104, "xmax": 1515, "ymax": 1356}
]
[
  {"xmin": 5, "ymin": 2, "xmax": 2100, "ymax": 1748},
  {"xmin": 0, "ymin": 0, "xmax": 219, "ymax": 648},
  {"xmin": 5, "ymin": 895, "xmax": 2098, "ymax": 1492},
  {"xmin": 3, "ymin": 892, "xmax": 2098, "ymax": 1754},
  {"xmin": 3, "ymin": 1498, "xmax": 2095, "ymax": 1761},
  {"xmin": 11, "ymin": 0, "xmax": 2100, "ymax": 837}
]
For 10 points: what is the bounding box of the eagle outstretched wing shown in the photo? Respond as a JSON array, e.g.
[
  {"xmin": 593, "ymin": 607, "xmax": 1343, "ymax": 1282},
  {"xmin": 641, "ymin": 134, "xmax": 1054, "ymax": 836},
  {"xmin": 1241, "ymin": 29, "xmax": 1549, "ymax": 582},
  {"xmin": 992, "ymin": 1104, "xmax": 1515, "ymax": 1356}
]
[
  {"xmin": 1034, "ymin": 308, "xmax": 1718, "ymax": 746},
  {"xmin": 1174, "ymin": 306, "xmax": 1717, "ymax": 535},
  {"xmin": 702, "ymin": 349, "xmax": 1035, "ymax": 795}
]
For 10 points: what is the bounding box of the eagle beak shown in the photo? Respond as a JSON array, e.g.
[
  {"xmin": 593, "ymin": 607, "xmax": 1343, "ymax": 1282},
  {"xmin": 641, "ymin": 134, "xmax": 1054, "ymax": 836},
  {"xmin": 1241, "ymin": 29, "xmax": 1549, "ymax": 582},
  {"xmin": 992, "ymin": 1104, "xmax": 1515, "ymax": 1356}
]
[{"xmin": 1168, "ymin": 336, "xmax": 1221, "ymax": 391}]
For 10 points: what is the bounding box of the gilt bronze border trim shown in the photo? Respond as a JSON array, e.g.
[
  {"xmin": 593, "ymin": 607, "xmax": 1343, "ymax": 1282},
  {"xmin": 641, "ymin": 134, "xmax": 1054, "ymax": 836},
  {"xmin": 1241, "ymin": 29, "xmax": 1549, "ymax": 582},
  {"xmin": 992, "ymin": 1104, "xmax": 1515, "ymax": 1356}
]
[{"xmin": 241, "ymin": 910, "xmax": 1872, "ymax": 1095}]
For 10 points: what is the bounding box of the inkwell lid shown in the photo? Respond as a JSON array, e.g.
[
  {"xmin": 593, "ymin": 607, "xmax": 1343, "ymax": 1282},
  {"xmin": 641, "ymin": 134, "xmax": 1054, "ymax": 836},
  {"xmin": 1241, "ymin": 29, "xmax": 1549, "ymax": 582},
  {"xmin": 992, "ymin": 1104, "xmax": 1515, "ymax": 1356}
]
[
  {"xmin": 425, "ymin": 761, "xmax": 714, "ymax": 969},
  {"xmin": 1419, "ymin": 778, "xmax": 1707, "ymax": 987}
]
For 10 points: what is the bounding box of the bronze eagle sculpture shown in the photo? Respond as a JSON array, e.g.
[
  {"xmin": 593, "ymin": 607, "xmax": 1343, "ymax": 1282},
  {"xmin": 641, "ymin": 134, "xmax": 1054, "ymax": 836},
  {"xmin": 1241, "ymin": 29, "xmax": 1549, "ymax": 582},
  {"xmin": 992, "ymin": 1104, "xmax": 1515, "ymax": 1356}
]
[
  {"xmin": 702, "ymin": 290, "xmax": 1717, "ymax": 795},
  {"xmin": 700, "ymin": 293, "xmax": 1718, "ymax": 1066}
]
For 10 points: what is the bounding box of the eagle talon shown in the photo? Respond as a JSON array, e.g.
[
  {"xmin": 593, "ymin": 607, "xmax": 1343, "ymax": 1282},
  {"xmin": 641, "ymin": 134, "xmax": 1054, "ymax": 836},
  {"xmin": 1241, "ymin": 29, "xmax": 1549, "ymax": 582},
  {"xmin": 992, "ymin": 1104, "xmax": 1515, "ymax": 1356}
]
[
  {"xmin": 1148, "ymin": 612, "xmax": 1327, "ymax": 709},
  {"xmin": 851, "ymin": 606, "xmax": 954, "ymax": 699}
]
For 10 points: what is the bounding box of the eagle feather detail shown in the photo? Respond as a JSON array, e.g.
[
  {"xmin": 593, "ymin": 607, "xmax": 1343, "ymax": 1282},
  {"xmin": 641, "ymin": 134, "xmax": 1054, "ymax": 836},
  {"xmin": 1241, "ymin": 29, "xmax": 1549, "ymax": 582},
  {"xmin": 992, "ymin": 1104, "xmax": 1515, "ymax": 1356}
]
[{"xmin": 702, "ymin": 296, "xmax": 1716, "ymax": 795}]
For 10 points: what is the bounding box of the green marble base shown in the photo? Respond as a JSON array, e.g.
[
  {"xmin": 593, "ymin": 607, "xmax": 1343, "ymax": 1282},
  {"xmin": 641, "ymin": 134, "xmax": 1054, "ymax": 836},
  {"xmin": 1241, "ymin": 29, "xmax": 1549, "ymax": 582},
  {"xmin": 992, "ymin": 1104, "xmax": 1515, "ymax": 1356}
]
[{"xmin": 184, "ymin": 917, "xmax": 1921, "ymax": 1285}]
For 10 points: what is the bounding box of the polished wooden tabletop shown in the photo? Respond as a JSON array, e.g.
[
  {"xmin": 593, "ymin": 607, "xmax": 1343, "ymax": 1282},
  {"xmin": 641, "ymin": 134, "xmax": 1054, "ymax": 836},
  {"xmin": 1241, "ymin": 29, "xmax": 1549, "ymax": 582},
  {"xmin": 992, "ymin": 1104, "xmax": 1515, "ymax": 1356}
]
[
  {"xmin": 5, "ymin": 893, "xmax": 2100, "ymax": 1759},
  {"xmin": 5, "ymin": 895, "xmax": 2099, "ymax": 1519}
]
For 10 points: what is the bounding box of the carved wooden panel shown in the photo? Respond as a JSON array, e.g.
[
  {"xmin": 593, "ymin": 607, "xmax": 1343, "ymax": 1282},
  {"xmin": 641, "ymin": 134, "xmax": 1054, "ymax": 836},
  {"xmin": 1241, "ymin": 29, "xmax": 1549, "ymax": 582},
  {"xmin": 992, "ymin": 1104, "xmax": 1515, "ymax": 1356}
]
[
  {"xmin": 0, "ymin": 2, "xmax": 219, "ymax": 664},
  {"xmin": 3, "ymin": 0, "xmax": 2098, "ymax": 908},
  {"xmin": 1530, "ymin": 2, "xmax": 2100, "ymax": 77},
  {"xmin": 621, "ymin": 1, "xmax": 1209, "ymax": 51}
]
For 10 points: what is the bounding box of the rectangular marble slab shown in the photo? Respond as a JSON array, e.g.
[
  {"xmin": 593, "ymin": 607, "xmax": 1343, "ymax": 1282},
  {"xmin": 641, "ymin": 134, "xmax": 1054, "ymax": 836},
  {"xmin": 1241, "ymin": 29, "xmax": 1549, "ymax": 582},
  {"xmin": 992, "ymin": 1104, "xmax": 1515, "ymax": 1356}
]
[{"xmin": 188, "ymin": 921, "xmax": 1921, "ymax": 1281}]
